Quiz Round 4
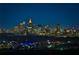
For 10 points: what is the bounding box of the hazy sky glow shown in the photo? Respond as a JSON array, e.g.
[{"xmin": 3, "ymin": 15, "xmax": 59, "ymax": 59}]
[{"xmin": 0, "ymin": 3, "xmax": 79, "ymax": 28}]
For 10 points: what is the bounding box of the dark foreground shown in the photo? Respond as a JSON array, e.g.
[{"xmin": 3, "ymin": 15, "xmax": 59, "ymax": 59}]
[
  {"xmin": 0, "ymin": 48, "xmax": 79, "ymax": 55},
  {"xmin": 0, "ymin": 33, "xmax": 79, "ymax": 55}
]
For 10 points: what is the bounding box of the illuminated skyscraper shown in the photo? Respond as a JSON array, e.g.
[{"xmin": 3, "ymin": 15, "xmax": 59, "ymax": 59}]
[
  {"xmin": 28, "ymin": 18, "xmax": 32, "ymax": 28},
  {"xmin": 54, "ymin": 24, "xmax": 63, "ymax": 36},
  {"xmin": 27, "ymin": 18, "xmax": 33, "ymax": 33}
]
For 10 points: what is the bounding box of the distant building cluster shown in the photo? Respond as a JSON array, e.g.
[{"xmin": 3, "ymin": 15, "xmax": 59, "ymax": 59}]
[{"xmin": 0, "ymin": 18, "xmax": 79, "ymax": 37}]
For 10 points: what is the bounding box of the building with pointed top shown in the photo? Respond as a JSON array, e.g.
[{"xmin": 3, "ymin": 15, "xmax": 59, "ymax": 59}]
[
  {"xmin": 28, "ymin": 18, "xmax": 32, "ymax": 28},
  {"xmin": 27, "ymin": 18, "xmax": 33, "ymax": 34}
]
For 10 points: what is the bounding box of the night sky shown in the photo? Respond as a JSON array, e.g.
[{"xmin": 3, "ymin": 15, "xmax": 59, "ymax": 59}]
[{"xmin": 0, "ymin": 3, "xmax": 79, "ymax": 28}]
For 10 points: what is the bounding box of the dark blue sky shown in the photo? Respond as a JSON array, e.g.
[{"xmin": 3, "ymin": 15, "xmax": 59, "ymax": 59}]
[{"xmin": 0, "ymin": 3, "xmax": 79, "ymax": 28}]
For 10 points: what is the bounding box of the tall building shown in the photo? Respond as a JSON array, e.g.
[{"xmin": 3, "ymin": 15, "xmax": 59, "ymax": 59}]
[
  {"xmin": 28, "ymin": 18, "xmax": 32, "ymax": 28},
  {"xmin": 27, "ymin": 18, "xmax": 33, "ymax": 34},
  {"xmin": 13, "ymin": 21, "xmax": 26, "ymax": 35},
  {"xmin": 54, "ymin": 24, "xmax": 63, "ymax": 36}
]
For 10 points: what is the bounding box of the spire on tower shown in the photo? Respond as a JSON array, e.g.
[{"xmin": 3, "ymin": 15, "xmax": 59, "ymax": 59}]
[
  {"xmin": 28, "ymin": 18, "xmax": 33, "ymax": 27},
  {"xmin": 29, "ymin": 18, "xmax": 32, "ymax": 24}
]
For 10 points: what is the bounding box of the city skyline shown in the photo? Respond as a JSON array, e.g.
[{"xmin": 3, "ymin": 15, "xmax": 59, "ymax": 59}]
[{"xmin": 0, "ymin": 4, "xmax": 79, "ymax": 28}]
